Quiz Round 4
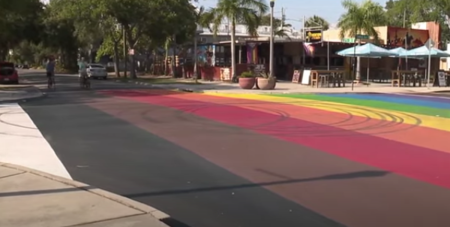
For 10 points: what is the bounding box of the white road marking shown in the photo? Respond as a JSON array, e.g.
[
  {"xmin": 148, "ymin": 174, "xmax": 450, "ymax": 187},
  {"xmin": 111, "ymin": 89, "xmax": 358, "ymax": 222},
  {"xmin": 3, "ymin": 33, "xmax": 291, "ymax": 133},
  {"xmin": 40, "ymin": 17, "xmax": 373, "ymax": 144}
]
[{"xmin": 0, "ymin": 103, "xmax": 72, "ymax": 179}]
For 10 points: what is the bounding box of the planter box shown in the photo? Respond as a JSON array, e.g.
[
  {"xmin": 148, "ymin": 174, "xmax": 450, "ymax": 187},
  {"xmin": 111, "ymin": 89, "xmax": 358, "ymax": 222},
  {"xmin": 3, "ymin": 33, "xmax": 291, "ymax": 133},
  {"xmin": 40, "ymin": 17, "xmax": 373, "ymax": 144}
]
[
  {"xmin": 239, "ymin": 77, "xmax": 256, "ymax": 89},
  {"xmin": 257, "ymin": 77, "xmax": 276, "ymax": 90}
]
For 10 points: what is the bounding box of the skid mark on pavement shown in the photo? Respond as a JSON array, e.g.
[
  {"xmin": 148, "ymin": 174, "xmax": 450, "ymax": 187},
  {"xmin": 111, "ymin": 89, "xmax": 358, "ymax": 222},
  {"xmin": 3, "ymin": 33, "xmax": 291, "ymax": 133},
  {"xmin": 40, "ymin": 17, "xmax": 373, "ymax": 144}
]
[
  {"xmin": 0, "ymin": 103, "xmax": 71, "ymax": 179},
  {"xmin": 208, "ymin": 93, "xmax": 450, "ymax": 132}
]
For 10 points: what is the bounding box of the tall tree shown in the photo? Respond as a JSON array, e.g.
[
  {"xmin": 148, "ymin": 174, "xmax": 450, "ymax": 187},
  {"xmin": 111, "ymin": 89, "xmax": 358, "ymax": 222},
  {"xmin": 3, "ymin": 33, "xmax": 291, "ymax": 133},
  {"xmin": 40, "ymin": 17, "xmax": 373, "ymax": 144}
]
[
  {"xmin": 192, "ymin": 6, "xmax": 211, "ymax": 80},
  {"xmin": 0, "ymin": 0, "xmax": 44, "ymax": 61},
  {"xmin": 384, "ymin": 0, "xmax": 450, "ymax": 45},
  {"xmin": 337, "ymin": 0, "xmax": 386, "ymax": 81},
  {"xmin": 106, "ymin": 0, "xmax": 196, "ymax": 78},
  {"xmin": 384, "ymin": 0, "xmax": 409, "ymax": 27},
  {"xmin": 305, "ymin": 15, "xmax": 330, "ymax": 30},
  {"xmin": 256, "ymin": 14, "xmax": 290, "ymax": 28},
  {"xmin": 428, "ymin": 0, "xmax": 450, "ymax": 44},
  {"xmin": 204, "ymin": 0, "xmax": 268, "ymax": 81},
  {"xmin": 52, "ymin": 0, "xmax": 197, "ymax": 78}
]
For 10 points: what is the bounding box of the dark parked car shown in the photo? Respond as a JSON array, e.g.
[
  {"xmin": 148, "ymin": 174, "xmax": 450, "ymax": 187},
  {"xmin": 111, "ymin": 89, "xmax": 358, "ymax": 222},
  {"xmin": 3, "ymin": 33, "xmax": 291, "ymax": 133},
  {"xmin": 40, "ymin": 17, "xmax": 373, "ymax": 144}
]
[{"xmin": 0, "ymin": 62, "xmax": 19, "ymax": 84}]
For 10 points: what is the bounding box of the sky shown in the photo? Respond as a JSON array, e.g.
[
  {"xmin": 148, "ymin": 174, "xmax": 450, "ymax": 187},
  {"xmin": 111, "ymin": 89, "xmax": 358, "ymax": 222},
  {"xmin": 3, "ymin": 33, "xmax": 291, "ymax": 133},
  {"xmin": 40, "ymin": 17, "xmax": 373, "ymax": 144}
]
[
  {"xmin": 197, "ymin": 0, "xmax": 388, "ymax": 30},
  {"xmin": 40, "ymin": 0, "xmax": 389, "ymax": 31}
]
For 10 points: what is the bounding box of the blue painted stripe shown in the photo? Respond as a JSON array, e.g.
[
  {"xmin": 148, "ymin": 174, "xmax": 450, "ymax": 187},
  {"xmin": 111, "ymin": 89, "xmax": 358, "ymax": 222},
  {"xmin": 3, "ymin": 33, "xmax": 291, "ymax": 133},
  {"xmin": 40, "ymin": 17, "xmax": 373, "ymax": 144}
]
[
  {"xmin": 319, "ymin": 93, "xmax": 450, "ymax": 109},
  {"xmin": 382, "ymin": 93, "xmax": 450, "ymax": 104}
]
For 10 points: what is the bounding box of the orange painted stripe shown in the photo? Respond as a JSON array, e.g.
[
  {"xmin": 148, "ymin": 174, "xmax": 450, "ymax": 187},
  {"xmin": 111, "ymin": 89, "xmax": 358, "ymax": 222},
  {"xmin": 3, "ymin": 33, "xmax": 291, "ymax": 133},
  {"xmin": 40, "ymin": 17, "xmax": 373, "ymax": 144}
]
[{"xmin": 166, "ymin": 92, "xmax": 450, "ymax": 154}]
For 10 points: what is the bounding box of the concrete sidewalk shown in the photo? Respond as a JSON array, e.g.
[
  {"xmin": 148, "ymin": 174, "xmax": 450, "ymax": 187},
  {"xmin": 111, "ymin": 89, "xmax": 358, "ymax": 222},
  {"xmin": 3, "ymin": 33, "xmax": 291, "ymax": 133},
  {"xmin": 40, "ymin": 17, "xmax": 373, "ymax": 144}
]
[
  {"xmin": 0, "ymin": 162, "xmax": 170, "ymax": 227},
  {"xmin": 114, "ymin": 79, "xmax": 450, "ymax": 94},
  {"xmin": 0, "ymin": 86, "xmax": 43, "ymax": 103}
]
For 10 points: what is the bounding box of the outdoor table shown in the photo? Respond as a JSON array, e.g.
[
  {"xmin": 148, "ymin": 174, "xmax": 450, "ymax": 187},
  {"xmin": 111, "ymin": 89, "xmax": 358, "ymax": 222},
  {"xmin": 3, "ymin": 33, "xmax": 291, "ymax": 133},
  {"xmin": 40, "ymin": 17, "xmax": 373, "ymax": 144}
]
[
  {"xmin": 391, "ymin": 70, "xmax": 424, "ymax": 87},
  {"xmin": 311, "ymin": 70, "xmax": 346, "ymax": 88}
]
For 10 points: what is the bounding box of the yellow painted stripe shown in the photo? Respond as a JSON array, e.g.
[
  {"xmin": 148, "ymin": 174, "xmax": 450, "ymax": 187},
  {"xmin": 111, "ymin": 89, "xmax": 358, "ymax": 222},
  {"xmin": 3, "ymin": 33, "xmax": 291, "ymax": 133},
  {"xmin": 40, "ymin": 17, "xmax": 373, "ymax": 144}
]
[{"xmin": 205, "ymin": 93, "xmax": 450, "ymax": 132}]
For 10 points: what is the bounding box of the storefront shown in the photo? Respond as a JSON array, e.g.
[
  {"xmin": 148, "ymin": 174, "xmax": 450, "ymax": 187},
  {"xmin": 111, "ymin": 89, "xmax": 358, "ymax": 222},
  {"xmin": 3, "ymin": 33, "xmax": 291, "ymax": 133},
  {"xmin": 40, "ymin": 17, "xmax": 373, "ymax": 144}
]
[{"xmin": 322, "ymin": 24, "xmax": 441, "ymax": 81}]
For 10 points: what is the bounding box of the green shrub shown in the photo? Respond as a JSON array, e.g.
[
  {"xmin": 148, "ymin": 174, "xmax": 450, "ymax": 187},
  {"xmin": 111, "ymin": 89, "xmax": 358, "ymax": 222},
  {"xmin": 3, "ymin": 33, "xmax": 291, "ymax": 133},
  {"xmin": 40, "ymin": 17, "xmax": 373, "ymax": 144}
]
[
  {"xmin": 240, "ymin": 71, "xmax": 254, "ymax": 78},
  {"xmin": 258, "ymin": 72, "xmax": 270, "ymax": 78}
]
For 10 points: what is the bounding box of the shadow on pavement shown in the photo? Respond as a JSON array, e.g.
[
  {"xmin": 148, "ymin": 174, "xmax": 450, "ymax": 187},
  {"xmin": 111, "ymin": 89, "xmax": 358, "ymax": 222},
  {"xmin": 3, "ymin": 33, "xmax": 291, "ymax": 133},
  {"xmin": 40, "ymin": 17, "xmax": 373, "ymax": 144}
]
[
  {"xmin": 0, "ymin": 185, "xmax": 96, "ymax": 197},
  {"xmin": 123, "ymin": 170, "xmax": 389, "ymax": 199},
  {"xmin": 162, "ymin": 218, "xmax": 193, "ymax": 227}
]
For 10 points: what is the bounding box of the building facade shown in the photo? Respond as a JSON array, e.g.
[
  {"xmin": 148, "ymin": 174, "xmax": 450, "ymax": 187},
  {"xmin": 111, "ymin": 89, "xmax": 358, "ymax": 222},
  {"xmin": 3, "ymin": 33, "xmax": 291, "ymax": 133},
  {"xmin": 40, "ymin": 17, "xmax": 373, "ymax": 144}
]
[{"xmin": 197, "ymin": 23, "xmax": 302, "ymax": 44}]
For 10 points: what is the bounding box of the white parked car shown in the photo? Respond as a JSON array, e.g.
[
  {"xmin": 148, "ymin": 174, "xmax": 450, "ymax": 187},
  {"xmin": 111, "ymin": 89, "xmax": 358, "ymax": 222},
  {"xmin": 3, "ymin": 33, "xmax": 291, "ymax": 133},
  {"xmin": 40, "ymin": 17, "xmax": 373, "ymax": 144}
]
[{"xmin": 87, "ymin": 64, "xmax": 107, "ymax": 80}]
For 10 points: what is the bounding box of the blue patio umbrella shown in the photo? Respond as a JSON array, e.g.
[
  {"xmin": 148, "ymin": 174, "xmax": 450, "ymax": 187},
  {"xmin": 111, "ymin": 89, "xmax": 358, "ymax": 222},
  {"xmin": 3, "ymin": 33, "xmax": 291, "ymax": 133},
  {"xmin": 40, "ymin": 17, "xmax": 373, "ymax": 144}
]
[
  {"xmin": 336, "ymin": 45, "xmax": 361, "ymax": 57},
  {"xmin": 388, "ymin": 47, "xmax": 417, "ymax": 70},
  {"xmin": 399, "ymin": 45, "xmax": 450, "ymax": 58},
  {"xmin": 336, "ymin": 43, "xmax": 391, "ymax": 85},
  {"xmin": 388, "ymin": 47, "xmax": 408, "ymax": 56},
  {"xmin": 399, "ymin": 45, "xmax": 450, "ymax": 87},
  {"xmin": 336, "ymin": 43, "xmax": 392, "ymax": 57}
]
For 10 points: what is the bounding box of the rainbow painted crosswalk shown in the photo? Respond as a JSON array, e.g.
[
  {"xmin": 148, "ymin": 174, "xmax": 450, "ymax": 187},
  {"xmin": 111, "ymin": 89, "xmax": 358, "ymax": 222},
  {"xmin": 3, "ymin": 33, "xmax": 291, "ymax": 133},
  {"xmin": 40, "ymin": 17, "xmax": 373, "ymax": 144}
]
[{"xmin": 103, "ymin": 90, "xmax": 450, "ymax": 190}]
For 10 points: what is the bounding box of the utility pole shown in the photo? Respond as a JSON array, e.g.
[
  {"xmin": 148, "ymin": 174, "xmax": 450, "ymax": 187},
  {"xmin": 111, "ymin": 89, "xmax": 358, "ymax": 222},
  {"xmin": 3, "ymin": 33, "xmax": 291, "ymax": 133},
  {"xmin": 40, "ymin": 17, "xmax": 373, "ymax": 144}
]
[
  {"xmin": 123, "ymin": 26, "xmax": 127, "ymax": 78},
  {"xmin": 269, "ymin": 0, "xmax": 275, "ymax": 77},
  {"xmin": 327, "ymin": 36, "xmax": 330, "ymax": 71},
  {"xmin": 302, "ymin": 15, "xmax": 306, "ymax": 65},
  {"xmin": 281, "ymin": 7, "xmax": 285, "ymax": 28},
  {"xmin": 403, "ymin": 9, "xmax": 406, "ymax": 28},
  {"xmin": 403, "ymin": 8, "xmax": 408, "ymax": 70}
]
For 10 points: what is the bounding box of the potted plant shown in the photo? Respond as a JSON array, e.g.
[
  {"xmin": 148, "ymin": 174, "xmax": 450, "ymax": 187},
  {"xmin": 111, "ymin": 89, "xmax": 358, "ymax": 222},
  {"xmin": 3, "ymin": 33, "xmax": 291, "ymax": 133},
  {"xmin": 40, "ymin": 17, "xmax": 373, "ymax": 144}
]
[
  {"xmin": 256, "ymin": 72, "xmax": 276, "ymax": 90},
  {"xmin": 238, "ymin": 71, "xmax": 256, "ymax": 89}
]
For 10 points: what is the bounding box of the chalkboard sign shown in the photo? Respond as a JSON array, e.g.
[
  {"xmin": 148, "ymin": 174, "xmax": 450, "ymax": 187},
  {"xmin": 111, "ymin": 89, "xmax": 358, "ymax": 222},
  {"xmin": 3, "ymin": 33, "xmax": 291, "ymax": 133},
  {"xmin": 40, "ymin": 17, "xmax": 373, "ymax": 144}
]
[
  {"xmin": 292, "ymin": 70, "xmax": 301, "ymax": 83},
  {"xmin": 434, "ymin": 71, "xmax": 447, "ymax": 87},
  {"xmin": 301, "ymin": 69, "xmax": 312, "ymax": 85},
  {"xmin": 438, "ymin": 71, "xmax": 447, "ymax": 87}
]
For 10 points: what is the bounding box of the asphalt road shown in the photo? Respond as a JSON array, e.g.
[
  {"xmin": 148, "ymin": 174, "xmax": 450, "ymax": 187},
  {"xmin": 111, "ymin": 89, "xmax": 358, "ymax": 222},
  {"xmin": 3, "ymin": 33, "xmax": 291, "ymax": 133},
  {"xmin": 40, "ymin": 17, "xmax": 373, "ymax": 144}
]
[
  {"xmin": 17, "ymin": 71, "xmax": 343, "ymax": 227},
  {"xmin": 13, "ymin": 70, "xmax": 450, "ymax": 227}
]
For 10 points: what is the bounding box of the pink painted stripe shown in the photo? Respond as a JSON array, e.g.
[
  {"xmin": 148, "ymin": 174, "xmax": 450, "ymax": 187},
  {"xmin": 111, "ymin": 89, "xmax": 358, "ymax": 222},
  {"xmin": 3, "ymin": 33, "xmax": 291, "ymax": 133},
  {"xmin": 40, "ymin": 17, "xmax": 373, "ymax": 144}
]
[{"xmin": 104, "ymin": 90, "xmax": 450, "ymax": 189}]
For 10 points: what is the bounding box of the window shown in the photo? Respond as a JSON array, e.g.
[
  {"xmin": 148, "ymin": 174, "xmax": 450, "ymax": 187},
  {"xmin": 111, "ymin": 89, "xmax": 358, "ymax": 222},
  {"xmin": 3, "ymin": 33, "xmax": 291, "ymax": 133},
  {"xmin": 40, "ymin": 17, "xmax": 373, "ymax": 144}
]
[
  {"xmin": 0, "ymin": 63, "xmax": 15, "ymax": 75},
  {"xmin": 89, "ymin": 64, "xmax": 104, "ymax": 68},
  {"xmin": 313, "ymin": 57, "xmax": 320, "ymax": 65},
  {"xmin": 333, "ymin": 57, "xmax": 344, "ymax": 66}
]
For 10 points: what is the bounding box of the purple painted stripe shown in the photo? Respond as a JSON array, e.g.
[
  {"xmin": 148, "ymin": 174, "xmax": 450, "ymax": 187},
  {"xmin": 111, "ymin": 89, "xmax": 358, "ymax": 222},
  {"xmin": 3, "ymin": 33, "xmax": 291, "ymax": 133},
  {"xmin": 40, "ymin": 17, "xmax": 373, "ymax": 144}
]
[{"xmin": 375, "ymin": 93, "xmax": 450, "ymax": 104}]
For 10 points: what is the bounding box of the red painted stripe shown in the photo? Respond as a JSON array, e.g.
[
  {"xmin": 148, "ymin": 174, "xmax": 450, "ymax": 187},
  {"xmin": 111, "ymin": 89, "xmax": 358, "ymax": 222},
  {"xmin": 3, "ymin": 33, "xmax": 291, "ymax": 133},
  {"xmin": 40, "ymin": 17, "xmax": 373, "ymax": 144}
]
[
  {"xmin": 103, "ymin": 90, "xmax": 450, "ymax": 188},
  {"xmin": 166, "ymin": 92, "xmax": 450, "ymax": 154}
]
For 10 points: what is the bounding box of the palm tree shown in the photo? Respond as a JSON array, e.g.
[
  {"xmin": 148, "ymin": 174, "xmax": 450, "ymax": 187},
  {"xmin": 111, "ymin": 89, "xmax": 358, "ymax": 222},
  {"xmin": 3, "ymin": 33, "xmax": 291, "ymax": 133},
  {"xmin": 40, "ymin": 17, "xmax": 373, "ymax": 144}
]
[
  {"xmin": 337, "ymin": 0, "xmax": 386, "ymax": 81},
  {"xmin": 204, "ymin": 0, "xmax": 268, "ymax": 81},
  {"xmin": 274, "ymin": 28, "xmax": 291, "ymax": 40},
  {"xmin": 192, "ymin": 6, "xmax": 210, "ymax": 82},
  {"xmin": 305, "ymin": 15, "xmax": 330, "ymax": 30}
]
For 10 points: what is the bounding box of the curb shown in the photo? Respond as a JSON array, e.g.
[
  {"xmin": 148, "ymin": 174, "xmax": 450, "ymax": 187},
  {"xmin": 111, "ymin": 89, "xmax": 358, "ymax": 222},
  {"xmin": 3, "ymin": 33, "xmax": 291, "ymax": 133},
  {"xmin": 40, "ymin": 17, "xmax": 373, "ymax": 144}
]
[
  {"xmin": 0, "ymin": 86, "xmax": 45, "ymax": 104},
  {"xmin": 113, "ymin": 79, "xmax": 207, "ymax": 93},
  {"xmin": 0, "ymin": 162, "xmax": 170, "ymax": 221},
  {"xmin": 114, "ymin": 79, "xmax": 153, "ymax": 87},
  {"xmin": 112, "ymin": 79, "xmax": 450, "ymax": 95}
]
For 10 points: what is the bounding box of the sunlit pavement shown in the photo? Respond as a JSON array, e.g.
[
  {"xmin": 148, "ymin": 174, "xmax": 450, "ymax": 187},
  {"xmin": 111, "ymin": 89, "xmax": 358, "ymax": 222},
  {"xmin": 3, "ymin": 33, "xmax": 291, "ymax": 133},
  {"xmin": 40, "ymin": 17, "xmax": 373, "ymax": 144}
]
[{"xmin": 3, "ymin": 71, "xmax": 450, "ymax": 227}]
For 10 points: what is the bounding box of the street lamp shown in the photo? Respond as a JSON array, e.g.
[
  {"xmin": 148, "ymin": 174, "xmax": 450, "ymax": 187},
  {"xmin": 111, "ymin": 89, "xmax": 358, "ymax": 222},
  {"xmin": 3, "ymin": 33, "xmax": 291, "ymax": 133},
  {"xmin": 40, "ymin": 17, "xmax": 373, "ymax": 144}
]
[
  {"xmin": 269, "ymin": 0, "xmax": 275, "ymax": 78},
  {"xmin": 8, "ymin": 50, "xmax": 13, "ymax": 62},
  {"xmin": 193, "ymin": 24, "xmax": 203, "ymax": 83}
]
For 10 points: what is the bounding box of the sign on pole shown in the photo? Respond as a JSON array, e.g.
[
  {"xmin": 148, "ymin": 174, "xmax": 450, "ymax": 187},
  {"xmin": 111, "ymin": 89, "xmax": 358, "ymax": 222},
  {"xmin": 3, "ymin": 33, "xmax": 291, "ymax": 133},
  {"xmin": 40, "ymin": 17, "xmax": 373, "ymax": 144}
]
[
  {"xmin": 342, "ymin": 38, "xmax": 355, "ymax": 43},
  {"xmin": 424, "ymin": 38, "xmax": 435, "ymax": 88},
  {"xmin": 305, "ymin": 30, "xmax": 322, "ymax": 43},
  {"xmin": 425, "ymin": 39, "xmax": 435, "ymax": 49},
  {"xmin": 356, "ymin": 34, "xmax": 369, "ymax": 39}
]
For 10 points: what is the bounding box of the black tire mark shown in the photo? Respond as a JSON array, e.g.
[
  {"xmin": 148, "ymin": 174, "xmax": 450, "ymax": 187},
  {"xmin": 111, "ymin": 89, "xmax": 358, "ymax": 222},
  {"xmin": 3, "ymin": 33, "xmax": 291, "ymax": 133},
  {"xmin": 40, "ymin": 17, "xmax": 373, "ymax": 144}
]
[
  {"xmin": 0, "ymin": 110, "xmax": 37, "ymax": 130},
  {"xmin": 106, "ymin": 90, "xmax": 424, "ymax": 136}
]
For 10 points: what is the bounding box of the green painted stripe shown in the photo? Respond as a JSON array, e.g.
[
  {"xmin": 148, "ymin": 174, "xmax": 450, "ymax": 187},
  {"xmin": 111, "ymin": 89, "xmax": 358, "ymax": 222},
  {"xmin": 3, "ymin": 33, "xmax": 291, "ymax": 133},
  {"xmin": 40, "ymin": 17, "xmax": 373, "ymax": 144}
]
[{"xmin": 269, "ymin": 94, "xmax": 450, "ymax": 118}]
